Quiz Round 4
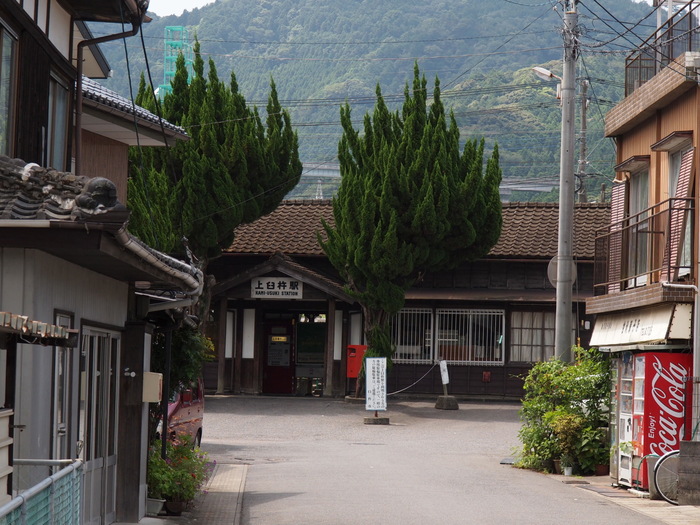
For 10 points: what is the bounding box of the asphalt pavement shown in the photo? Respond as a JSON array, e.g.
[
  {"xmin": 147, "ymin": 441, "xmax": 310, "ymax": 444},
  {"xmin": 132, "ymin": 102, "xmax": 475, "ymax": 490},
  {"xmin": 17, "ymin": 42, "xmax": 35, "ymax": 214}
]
[{"xmin": 127, "ymin": 395, "xmax": 700, "ymax": 525}]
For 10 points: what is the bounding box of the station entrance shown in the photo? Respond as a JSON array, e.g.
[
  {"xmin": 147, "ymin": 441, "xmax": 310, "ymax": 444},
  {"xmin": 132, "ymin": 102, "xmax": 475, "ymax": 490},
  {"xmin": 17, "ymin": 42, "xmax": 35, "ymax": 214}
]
[{"xmin": 262, "ymin": 312, "xmax": 327, "ymax": 395}]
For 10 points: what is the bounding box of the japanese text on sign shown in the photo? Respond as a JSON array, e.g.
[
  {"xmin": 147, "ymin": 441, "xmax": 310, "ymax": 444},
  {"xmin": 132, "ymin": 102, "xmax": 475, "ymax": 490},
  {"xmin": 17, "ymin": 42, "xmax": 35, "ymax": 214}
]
[
  {"xmin": 365, "ymin": 357, "xmax": 387, "ymax": 411},
  {"xmin": 251, "ymin": 277, "xmax": 303, "ymax": 299}
]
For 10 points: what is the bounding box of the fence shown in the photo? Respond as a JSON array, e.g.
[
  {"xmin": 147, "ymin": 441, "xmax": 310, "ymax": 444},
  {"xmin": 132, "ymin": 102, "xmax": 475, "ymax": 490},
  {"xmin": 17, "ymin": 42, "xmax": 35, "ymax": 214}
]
[{"xmin": 0, "ymin": 461, "xmax": 83, "ymax": 524}]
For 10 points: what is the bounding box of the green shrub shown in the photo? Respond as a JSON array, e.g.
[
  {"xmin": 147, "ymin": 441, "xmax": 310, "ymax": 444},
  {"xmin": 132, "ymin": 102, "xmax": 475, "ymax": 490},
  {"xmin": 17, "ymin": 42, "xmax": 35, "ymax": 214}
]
[
  {"xmin": 147, "ymin": 436, "xmax": 213, "ymax": 502},
  {"xmin": 516, "ymin": 345, "xmax": 611, "ymax": 473}
]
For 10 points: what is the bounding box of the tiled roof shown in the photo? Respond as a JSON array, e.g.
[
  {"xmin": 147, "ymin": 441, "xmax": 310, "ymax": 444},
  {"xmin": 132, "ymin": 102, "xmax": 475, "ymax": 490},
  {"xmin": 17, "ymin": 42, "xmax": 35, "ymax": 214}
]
[
  {"xmin": 0, "ymin": 155, "xmax": 202, "ymax": 293},
  {"xmin": 227, "ymin": 200, "xmax": 610, "ymax": 260},
  {"xmin": 228, "ymin": 200, "xmax": 334, "ymax": 256},
  {"xmin": 82, "ymin": 77, "xmax": 186, "ymax": 136},
  {"xmin": 0, "ymin": 155, "xmax": 126, "ymax": 221},
  {"xmin": 492, "ymin": 202, "xmax": 610, "ymax": 259}
]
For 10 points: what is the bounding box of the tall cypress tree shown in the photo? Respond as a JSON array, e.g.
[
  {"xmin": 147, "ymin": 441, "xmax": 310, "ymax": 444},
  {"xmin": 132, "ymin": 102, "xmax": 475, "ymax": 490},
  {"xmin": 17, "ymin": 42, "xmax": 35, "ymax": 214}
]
[
  {"xmin": 127, "ymin": 39, "xmax": 302, "ymax": 265},
  {"xmin": 320, "ymin": 64, "xmax": 502, "ymax": 364}
]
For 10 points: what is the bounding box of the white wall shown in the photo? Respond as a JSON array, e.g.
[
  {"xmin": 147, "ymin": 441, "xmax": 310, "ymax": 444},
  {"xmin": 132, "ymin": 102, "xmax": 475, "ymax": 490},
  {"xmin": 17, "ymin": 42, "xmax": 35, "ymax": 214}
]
[
  {"xmin": 242, "ymin": 309, "xmax": 255, "ymax": 359},
  {"xmin": 0, "ymin": 249, "xmax": 129, "ymax": 480}
]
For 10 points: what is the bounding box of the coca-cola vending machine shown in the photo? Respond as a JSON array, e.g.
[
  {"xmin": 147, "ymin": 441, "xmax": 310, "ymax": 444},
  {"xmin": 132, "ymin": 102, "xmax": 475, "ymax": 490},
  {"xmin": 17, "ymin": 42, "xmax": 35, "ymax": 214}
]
[{"xmin": 616, "ymin": 352, "xmax": 693, "ymax": 489}]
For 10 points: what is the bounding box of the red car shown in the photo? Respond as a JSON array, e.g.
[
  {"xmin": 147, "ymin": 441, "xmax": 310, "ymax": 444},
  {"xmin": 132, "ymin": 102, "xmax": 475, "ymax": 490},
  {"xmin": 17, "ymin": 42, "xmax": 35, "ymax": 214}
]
[{"xmin": 157, "ymin": 378, "xmax": 205, "ymax": 447}]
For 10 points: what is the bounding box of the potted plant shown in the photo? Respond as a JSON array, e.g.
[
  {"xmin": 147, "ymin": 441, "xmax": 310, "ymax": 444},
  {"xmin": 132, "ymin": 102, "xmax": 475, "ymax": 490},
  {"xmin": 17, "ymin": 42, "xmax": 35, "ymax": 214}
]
[
  {"xmin": 548, "ymin": 410, "xmax": 584, "ymax": 475},
  {"xmin": 576, "ymin": 426, "xmax": 609, "ymax": 475},
  {"xmin": 147, "ymin": 436, "xmax": 213, "ymax": 516},
  {"xmin": 560, "ymin": 453, "xmax": 575, "ymax": 476}
]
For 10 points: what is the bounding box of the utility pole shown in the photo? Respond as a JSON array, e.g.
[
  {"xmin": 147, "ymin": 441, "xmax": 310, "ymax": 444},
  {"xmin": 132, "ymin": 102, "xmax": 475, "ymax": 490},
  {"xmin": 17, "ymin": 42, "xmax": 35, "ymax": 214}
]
[
  {"xmin": 577, "ymin": 79, "xmax": 589, "ymax": 204},
  {"xmin": 554, "ymin": 0, "xmax": 579, "ymax": 362}
]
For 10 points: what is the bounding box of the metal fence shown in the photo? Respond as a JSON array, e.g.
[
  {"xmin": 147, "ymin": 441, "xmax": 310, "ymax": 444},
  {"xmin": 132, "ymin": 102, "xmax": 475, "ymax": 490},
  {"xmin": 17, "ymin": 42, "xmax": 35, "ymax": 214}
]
[
  {"xmin": 0, "ymin": 461, "xmax": 83, "ymax": 524},
  {"xmin": 594, "ymin": 197, "xmax": 694, "ymax": 295},
  {"xmin": 626, "ymin": 3, "xmax": 700, "ymax": 96}
]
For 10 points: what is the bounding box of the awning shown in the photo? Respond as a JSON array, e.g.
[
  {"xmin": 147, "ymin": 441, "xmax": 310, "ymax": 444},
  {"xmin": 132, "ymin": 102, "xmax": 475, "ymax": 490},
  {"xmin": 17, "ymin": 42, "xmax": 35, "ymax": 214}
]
[
  {"xmin": 0, "ymin": 312, "xmax": 75, "ymax": 346},
  {"xmin": 590, "ymin": 303, "xmax": 692, "ymax": 350}
]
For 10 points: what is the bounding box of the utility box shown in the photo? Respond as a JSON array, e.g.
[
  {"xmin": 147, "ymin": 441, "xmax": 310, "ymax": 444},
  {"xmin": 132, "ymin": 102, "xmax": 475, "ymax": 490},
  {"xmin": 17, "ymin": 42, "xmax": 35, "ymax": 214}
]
[
  {"xmin": 346, "ymin": 345, "xmax": 367, "ymax": 378},
  {"xmin": 142, "ymin": 372, "xmax": 163, "ymax": 403}
]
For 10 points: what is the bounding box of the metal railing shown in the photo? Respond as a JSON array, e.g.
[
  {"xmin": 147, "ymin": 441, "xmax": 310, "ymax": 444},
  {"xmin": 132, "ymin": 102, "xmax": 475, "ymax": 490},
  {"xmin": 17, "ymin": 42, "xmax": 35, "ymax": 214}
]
[
  {"xmin": 0, "ymin": 461, "xmax": 83, "ymax": 524},
  {"xmin": 594, "ymin": 197, "xmax": 694, "ymax": 295},
  {"xmin": 626, "ymin": 3, "xmax": 700, "ymax": 96}
]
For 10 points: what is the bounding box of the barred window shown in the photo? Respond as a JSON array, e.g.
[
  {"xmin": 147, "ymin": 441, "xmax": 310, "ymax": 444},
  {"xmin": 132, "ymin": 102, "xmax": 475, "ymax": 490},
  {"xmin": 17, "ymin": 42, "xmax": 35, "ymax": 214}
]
[
  {"xmin": 391, "ymin": 308, "xmax": 505, "ymax": 366},
  {"xmin": 390, "ymin": 308, "xmax": 433, "ymax": 364},
  {"xmin": 435, "ymin": 309, "xmax": 505, "ymax": 365},
  {"xmin": 510, "ymin": 311, "xmax": 555, "ymax": 362}
]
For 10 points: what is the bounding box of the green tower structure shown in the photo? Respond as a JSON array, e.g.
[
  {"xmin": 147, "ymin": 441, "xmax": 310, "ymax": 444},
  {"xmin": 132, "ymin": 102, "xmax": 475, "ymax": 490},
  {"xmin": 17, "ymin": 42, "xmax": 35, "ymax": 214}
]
[{"xmin": 158, "ymin": 26, "xmax": 193, "ymax": 97}]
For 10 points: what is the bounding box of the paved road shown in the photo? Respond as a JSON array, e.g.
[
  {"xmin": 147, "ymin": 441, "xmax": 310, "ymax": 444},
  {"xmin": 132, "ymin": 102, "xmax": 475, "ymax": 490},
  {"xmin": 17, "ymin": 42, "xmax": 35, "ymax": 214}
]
[{"xmin": 201, "ymin": 396, "xmax": 663, "ymax": 525}]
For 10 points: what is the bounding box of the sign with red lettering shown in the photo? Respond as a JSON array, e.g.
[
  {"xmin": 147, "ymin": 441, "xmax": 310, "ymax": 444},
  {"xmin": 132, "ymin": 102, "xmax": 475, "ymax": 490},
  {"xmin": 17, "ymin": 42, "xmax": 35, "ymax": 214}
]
[{"xmin": 644, "ymin": 353, "xmax": 693, "ymax": 457}]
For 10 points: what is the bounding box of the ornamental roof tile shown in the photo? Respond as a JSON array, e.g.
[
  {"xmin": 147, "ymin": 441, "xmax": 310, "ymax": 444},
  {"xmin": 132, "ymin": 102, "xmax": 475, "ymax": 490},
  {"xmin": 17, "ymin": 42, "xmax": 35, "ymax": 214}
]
[{"xmin": 227, "ymin": 200, "xmax": 610, "ymax": 260}]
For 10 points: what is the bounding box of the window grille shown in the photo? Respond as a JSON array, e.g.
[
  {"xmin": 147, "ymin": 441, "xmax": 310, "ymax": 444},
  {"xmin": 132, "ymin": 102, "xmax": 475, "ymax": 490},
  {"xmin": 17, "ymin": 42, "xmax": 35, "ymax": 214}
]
[
  {"xmin": 510, "ymin": 311, "xmax": 555, "ymax": 362},
  {"xmin": 434, "ymin": 309, "xmax": 505, "ymax": 365},
  {"xmin": 391, "ymin": 308, "xmax": 505, "ymax": 365},
  {"xmin": 390, "ymin": 308, "xmax": 433, "ymax": 364}
]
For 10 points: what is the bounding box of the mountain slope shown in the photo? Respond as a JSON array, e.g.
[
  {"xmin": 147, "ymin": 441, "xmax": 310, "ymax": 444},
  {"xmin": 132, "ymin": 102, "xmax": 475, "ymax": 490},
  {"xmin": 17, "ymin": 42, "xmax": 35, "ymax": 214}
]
[{"xmin": 96, "ymin": 0, "xmax": 655, "ymax": 199}]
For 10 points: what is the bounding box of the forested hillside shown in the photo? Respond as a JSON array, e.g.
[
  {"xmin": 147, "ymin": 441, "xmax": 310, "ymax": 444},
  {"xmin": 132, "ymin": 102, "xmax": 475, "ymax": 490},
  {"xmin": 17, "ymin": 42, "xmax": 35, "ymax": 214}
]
[{"xmin": 95, "ymin": 0, "xmax": 656, "ymax": 200}]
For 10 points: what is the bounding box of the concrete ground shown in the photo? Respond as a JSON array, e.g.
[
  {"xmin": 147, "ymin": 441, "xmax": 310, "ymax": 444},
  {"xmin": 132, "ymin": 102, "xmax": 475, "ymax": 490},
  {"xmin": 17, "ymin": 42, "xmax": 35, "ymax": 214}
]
[{"xmin": 123, "ymin": 395, "xmax": 700, "ymax": 525}]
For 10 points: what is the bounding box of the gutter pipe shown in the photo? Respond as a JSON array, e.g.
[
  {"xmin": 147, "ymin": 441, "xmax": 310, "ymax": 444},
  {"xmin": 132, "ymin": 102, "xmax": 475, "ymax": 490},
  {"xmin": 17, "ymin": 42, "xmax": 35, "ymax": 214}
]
[{"xmin": 75, "ymin": 2, "xmax": 147, "ymax": 175}]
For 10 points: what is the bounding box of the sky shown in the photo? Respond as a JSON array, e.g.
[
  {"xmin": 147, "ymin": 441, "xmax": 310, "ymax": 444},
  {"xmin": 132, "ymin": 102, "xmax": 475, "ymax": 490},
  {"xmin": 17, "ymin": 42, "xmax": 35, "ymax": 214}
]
[{"xmin": 148, "ymin": 0, "xmax": 215, "ymax": 17}]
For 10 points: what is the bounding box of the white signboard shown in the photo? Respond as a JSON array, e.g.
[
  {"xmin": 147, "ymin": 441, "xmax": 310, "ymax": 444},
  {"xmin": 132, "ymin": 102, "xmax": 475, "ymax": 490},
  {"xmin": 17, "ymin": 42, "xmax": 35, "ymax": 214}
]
[
  {"xmin": 365, "ymin": 357, "xmax": 387, "ymax": 411},
  {"xmin": 251, "ymin": 277, "xmax": 303, "ymax": 299},
  {"xmin": 590, "ymin": 304, "xmax": 684, "ymax": 346},
  {"xmin": 439, "ymin": 360, "xmax": 449, "ymax": 385}
]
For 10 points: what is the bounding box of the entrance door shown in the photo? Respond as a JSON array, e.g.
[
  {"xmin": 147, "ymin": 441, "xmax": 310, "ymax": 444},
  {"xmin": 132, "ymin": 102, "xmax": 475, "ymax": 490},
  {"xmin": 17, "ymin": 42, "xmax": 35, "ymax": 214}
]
[
  {"xmin": 262, "ymin": 322, "xmax": 295, "ymax": 394},
  {"xmin": 80, "ymin": 329, "xmax": 120, "ymax": 525}
]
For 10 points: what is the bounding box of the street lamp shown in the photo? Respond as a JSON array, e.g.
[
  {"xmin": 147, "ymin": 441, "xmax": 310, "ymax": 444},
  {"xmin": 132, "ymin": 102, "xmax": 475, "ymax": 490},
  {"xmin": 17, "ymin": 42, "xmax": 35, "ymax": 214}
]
[
  {"xmin": 532, "ymin": 67, "xmax": 562, "ymax": 100},
  {"xmin": 532, "ymin": 66, "xmax": 561, "ymax": 82},
  {"xmin": 533, "ymin": 2, "xmax": 578, "ymax": 362}
]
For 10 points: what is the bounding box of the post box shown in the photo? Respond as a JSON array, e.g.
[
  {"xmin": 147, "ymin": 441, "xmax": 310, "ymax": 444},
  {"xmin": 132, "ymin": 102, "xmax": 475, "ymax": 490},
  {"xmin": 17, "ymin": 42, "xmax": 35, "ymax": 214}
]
[{"xmin": 346, "ymin": 345, "xmax": 367, "ymax": 378}]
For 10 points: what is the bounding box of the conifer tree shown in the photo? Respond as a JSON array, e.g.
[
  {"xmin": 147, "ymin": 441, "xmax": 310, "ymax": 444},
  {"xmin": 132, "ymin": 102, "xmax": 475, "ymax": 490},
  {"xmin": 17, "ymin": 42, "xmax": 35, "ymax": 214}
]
[
  {"xmin": 128, "ymin": 40, "xmax": 302, "ymax": 266},
  {"xmin": 320, "ymin": 64, "xmax": 502, "ymax": 365}
]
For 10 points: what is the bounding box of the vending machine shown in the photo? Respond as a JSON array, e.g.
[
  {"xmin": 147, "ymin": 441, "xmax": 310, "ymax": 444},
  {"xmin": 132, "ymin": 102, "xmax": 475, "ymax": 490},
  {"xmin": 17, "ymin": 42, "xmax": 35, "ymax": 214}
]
[{"xmin": 616, "ymin": 352, "xmax": 693, "ymax": 489}]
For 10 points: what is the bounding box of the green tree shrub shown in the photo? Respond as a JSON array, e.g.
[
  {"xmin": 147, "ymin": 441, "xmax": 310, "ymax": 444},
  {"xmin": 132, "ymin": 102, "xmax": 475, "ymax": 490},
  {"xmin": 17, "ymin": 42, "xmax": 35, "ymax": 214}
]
[{"xmin": 517, "ymin": 345, "xmax": 612, "ymax": 474}]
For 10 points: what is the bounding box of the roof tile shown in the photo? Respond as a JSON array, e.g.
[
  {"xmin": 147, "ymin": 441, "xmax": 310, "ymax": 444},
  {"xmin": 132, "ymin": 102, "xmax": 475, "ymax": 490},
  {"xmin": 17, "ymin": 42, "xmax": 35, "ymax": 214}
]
[{"xmin": 228, "ymin": 200, "xmax": 610, "ymax": 259}]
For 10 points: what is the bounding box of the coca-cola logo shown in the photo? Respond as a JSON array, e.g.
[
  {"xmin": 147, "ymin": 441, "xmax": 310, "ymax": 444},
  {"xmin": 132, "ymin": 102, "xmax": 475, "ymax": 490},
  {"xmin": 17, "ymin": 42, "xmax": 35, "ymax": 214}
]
[{"xmin": 648, "ymin": 356, "xmax": 689, "ymax": 456}]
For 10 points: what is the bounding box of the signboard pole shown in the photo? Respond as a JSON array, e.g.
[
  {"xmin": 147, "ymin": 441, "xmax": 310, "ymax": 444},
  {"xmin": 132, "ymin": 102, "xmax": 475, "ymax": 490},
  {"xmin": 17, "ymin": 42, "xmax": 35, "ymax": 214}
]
[
  {"xmin": 435, "ymin": 360, "xmax": 459, "ymax": 411},
  {"xmin": 364, "ymin": 357, "xmax": 389, "ymax": 425}
]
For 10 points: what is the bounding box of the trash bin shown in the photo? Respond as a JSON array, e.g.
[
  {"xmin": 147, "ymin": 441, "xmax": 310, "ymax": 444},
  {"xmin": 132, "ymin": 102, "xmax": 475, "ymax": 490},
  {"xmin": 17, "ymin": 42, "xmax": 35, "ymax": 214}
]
[{"xmin": 346, "ymin": 345, "xmax": 367, "ymax": 378}]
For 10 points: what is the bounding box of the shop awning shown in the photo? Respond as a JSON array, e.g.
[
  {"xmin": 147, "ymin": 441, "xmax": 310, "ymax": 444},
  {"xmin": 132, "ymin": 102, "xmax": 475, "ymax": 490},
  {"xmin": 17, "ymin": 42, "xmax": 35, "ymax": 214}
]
[{"xmin": 590, "ymin": 303, "xmax": 692, "ymax": 350}]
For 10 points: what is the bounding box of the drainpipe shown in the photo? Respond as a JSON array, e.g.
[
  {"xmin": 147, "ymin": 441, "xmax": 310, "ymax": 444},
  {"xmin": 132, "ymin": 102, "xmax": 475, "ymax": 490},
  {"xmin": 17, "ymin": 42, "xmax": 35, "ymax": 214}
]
[
  {"xmin": 661, "ymin": 281, "xmax": 699, "ymax": 440},
  {"xmin": 74, "ymin": 2, "xmax": 147, "ymax": 175}
]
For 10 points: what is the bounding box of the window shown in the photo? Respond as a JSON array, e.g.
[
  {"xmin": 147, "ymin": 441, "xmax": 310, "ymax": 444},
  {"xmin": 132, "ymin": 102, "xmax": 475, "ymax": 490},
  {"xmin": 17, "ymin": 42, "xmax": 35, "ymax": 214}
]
[
  {"xmin": 391, "ymin": 308, "xmax": 433, "ymax": 364},
  {"xmin": 45, "ymin": 74, "xmax": 69, "ymax": 169},
  {"xmin": 668, "ymin": 146, "xmax": 693, "ymax": 278},
  {"xmin": 510, "ymin": 311, "xmax": 555, "ymax": 362},
  {"xmin": 391, "ymin": 308, "xmax": 505, "ymax": 365},
  {"xmin": 627, "ymin": 169, "xmax": 649, "ymax": 287},
  {"xmin": 53, "ymin": 312, "xmax": 73, "ymax": 464},
  {"xmin": 0, "ymin": 24, "xmax": 17, "ymax": 156}
]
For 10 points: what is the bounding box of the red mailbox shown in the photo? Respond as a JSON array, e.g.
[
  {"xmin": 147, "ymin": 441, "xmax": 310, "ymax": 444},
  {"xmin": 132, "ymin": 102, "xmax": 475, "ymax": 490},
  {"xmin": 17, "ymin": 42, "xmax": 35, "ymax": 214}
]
[{"xmin": 346, "ymin": 345, "xmax": 367, "ymax": 378}]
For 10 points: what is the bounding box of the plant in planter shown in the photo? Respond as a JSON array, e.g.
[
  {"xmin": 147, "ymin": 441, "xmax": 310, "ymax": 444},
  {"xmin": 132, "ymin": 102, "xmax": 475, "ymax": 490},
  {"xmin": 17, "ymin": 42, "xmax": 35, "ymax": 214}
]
[
  {"xmin": 576, "ymin": 426, "xmax": 609, "ymax": 475},
  {"xmin": 548, "ymin": 410, "xmax": 584, "ymax": 473},
  {"xmin": 147, "ymin": 436, "xmax": 213, "ymax": 515}
]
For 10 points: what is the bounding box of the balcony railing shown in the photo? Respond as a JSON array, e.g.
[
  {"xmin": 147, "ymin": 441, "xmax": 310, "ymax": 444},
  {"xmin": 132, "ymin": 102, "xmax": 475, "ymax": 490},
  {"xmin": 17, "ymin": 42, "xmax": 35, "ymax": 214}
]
[
  {"xmin": 594, "ymin": 197, "xmax": 694, "ymax": 295},
  {"xmin": 626, "ymin": 3, "xmax": 700, "ymax": 96}
]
